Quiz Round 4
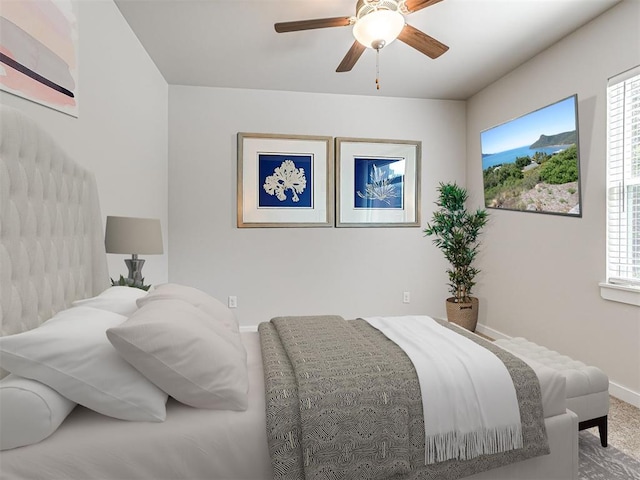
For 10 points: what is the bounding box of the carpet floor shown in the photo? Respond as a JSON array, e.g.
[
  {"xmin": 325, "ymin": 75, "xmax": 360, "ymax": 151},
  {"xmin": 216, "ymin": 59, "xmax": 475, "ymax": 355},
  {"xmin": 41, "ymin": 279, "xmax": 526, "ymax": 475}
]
[
  {"xmin": 583, "ymin": 396, "xmax": 640, "ymax": 460},
  {"xmin": 580, "ymin": 396, "xmax": 639, "ymax": 479},
  {"xmin": 580, "ymin": 431, "xmax": 640, "ymax": 480}
]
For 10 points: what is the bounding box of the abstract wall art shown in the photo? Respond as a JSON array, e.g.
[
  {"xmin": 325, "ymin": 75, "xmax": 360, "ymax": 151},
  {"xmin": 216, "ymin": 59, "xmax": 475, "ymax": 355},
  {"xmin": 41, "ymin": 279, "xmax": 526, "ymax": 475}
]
[{"xmin": 0, "ymin": 0, "xmax": 79, "ymax": 117}]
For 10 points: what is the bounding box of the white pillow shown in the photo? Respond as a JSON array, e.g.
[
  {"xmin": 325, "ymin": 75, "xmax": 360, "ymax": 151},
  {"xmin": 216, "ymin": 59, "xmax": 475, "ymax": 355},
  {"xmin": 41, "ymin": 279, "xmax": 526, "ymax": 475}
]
[
  {"xmin": 0, "ymin": 306, "xmax": 167, "ymax": 422},
  {"xmin": 0, "ymin": 374, "xmax": 76, "ymax": 450},
  {"xmin": 137, "ymin": 283, "xmax": 239, "ymax": 333},
  {"xmin": 107, "ymin": 299, "xmax": 249, "ymax": 410},
  {"xmin": 73, "ymin": 286, "xmax": 148, "ymax": 316}
]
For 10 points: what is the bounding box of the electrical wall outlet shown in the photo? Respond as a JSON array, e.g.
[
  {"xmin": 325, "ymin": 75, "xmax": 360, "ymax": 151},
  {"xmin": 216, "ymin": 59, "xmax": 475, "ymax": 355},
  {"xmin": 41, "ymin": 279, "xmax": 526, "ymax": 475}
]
[
  {"xmin": 228, "ymin": 296, "xmax": 238, "ymax": 308},
  {"xmin": 403, "ymin": 291, "xmax": 410, "ymax": 304}
]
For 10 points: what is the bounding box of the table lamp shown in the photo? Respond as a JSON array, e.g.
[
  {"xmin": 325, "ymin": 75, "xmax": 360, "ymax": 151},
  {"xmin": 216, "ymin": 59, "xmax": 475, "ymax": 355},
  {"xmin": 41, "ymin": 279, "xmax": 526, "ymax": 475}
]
[{"xmin": 105, "ymin": 216, "xmax": 163, "ymax": 287}]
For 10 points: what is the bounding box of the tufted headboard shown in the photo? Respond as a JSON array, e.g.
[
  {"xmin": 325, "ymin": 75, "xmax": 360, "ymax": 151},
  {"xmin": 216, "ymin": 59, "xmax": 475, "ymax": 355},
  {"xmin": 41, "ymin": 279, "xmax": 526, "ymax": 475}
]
[{"xmin": 0, "ymin": 105, "xmax": 109, "ymax": 351}]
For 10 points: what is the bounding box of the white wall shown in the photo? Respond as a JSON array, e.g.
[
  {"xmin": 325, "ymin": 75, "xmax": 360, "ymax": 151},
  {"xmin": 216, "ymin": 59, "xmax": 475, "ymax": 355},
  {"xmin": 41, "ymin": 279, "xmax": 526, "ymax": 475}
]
[
  {"xmin": 467, "ymin": 0, "xmax": 640, "ymax": 402},
  {"xmin": 0, "ymin": 0, "xmax": 169, "ymax": 285},
  {"xmin": 169, "ymin": 86, "xmax": 466, "ymax": 326}
]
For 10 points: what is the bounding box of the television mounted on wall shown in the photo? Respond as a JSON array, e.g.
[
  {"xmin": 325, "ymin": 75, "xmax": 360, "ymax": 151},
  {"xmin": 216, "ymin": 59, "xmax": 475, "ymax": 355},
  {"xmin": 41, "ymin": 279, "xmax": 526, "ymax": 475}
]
[{"xmin": 480, "ymin": 94, "xmax": 581, "ymax": 217}]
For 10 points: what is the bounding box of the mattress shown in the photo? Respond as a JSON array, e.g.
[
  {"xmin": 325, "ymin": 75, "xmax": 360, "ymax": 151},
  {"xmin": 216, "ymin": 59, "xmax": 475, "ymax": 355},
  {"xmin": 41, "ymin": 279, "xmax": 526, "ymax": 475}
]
[{"xmin": 0, "ymin": 331, "xmax": 567, "ymax": 480}]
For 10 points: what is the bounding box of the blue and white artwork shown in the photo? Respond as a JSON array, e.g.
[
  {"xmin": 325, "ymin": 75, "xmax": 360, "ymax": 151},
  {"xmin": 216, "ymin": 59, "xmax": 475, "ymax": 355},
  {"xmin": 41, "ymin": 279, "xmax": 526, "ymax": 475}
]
[
  {"xmin": 258, "ymin": 153, "xmax": 313, "ymax": 208},
  {"xmin": 354, "ymin": 157, "xmax": 404, "ymax": 209}
]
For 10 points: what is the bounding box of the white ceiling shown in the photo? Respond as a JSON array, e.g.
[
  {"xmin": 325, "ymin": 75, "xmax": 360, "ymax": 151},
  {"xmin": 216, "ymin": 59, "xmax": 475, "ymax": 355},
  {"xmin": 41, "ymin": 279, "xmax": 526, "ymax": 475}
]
[{"xmin": 114, "ymin": 0, "xmax": 621, "ymax": 100}]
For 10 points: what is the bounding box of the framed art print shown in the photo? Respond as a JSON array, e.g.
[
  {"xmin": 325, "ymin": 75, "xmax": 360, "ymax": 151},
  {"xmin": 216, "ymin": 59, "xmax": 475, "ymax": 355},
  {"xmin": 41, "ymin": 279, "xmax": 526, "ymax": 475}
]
[
  {"xmin": 336, "ymin": 137, "xmax": 421, "ymax": 227},
  {"xmin": 237, "ymin": 133, "xmax": 333, "ymax": 227}
]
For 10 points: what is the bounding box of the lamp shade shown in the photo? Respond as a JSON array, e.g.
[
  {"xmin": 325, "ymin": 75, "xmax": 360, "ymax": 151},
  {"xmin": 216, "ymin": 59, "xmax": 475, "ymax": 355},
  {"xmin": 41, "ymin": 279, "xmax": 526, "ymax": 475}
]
[
  {"xmin": 105, "ymin": 216, "xmax": 163, "ymax": 255},
  {"xmin": 353, "ymin": 9, "xmax": 405, "ymax": 49}
]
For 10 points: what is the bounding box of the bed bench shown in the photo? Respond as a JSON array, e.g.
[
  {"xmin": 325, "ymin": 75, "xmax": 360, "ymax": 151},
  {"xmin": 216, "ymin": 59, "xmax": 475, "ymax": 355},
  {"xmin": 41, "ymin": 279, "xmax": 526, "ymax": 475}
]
[{"xmin": 494, "ymin": 337, "xmax": 609, "ymax": 447}]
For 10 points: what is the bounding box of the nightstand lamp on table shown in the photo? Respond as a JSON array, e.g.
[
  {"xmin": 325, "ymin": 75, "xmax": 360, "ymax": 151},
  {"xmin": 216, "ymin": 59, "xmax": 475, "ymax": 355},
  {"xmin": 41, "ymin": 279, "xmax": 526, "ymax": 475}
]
[{"xmin": 105, "ymin": 216, "xmax": 163, "ymax": 289}]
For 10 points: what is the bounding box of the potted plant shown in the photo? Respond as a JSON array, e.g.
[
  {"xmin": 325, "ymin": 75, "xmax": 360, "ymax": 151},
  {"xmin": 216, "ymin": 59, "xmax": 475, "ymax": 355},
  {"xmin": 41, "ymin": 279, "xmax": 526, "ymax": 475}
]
[
  {"xmin": 111, "ymin": 274, "xmax": 152, "ymax": 291},
  {"xmin": 423, "ymin": 182, "xmax": 488, "ymax": 331}
]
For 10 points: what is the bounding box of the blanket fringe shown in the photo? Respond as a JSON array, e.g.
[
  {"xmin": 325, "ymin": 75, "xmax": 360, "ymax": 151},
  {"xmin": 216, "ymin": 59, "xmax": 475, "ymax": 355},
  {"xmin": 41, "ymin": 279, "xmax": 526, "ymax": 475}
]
[{"xmin": 425, "ymin": 424, "xmax": 523, "ymax": 465}]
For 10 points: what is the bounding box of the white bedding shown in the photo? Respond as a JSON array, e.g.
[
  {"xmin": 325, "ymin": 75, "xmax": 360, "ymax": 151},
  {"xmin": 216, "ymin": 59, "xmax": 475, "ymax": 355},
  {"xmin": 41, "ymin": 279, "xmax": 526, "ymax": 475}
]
[
  {"xmin": 0, "ymin": 331, "xmax": 570, "ymax": 480},
  {"xmin": 0, "ymin": 333, "xmax": 272, "ymax": 480}
]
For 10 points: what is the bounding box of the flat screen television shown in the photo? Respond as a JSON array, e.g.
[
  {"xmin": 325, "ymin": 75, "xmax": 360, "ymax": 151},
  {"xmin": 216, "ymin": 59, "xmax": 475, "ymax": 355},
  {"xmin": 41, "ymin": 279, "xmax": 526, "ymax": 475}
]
[{"xmin": 480, "ymin": 94, "xmax": 581, "ymax": 217}]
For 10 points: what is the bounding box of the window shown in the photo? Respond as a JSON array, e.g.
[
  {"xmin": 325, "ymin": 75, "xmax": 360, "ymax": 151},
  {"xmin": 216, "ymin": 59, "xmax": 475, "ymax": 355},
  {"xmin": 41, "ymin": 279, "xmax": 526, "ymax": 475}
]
[{"xmin": 605, "ymin": 66, "xmax": 640, "ymax": 304}]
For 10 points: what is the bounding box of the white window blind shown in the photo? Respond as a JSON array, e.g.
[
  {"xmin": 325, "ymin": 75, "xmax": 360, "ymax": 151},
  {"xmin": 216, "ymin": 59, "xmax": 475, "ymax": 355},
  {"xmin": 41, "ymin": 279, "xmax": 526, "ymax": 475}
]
[{"xmin": 607, "ymin": 66, "xmax": 640, "ymax": 287}]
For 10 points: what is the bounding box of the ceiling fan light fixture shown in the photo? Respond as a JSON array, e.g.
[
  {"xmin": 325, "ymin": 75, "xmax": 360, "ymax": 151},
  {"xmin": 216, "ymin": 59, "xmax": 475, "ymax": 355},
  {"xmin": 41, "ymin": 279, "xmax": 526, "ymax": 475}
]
[{"xmin": 353, "ymin": 9, "xmax": 405, "ymax": 49}]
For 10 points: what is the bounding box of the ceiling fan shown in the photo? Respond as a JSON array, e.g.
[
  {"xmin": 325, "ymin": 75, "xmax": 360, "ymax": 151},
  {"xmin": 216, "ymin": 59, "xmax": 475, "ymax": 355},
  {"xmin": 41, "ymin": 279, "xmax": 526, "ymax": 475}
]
[{"xmin": 274, "ymin": 0, "xmax": 449, "ymax": 73}]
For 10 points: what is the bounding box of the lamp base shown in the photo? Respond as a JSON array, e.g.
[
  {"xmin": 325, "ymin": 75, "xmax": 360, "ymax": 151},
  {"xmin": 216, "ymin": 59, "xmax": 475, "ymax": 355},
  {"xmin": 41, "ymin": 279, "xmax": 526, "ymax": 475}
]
[{"xmin": 124, "ymin": 255, "xmax": 145, "ymax": 287}]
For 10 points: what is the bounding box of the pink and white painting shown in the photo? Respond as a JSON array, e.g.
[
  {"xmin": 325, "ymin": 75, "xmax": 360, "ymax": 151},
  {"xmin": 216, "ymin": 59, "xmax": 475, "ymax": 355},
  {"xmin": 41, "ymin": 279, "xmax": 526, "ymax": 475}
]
[{"xmin": 0, "ymin": 0, "xmax": 79, "ymax": 117}]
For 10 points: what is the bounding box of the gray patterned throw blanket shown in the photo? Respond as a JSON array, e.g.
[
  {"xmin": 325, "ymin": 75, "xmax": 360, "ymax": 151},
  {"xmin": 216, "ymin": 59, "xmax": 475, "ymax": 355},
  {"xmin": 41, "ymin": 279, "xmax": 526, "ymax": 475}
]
[{"xmin": 259, "ymin": 315, "xmax": 549, "ymax": 480}]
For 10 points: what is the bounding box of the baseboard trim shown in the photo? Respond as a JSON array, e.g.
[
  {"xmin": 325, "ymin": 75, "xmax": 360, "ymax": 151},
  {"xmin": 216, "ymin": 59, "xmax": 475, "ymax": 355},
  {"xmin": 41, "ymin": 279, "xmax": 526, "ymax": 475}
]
[
  {"xmin": 239, "ymin": 325, "xmax": 258, "ymax": 333},
  {"xmin": 475, "ymin": 322, "xmax": 640, "ymax": 408},
  {"xmin": 609, "ymin": 382, "xmax": 640, "ymax": 408},
  {"xmin": 474, "ymin": 323, "xmax": 511, "ymax": 340}
]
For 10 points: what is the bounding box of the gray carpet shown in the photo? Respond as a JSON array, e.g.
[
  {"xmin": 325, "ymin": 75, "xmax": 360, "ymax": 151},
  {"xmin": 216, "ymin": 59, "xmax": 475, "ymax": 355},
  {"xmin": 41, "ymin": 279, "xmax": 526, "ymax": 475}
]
[{"xmin": 580, "ymin": 431, "xmax": 640, "ymax": 480}]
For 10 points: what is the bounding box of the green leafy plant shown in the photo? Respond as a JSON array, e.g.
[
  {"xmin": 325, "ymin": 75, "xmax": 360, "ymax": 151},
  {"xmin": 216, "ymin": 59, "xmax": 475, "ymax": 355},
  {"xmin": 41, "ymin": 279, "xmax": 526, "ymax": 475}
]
[
  {"xmin": 423, "ymin": 182, "xmax": 489, "ymax": 303},
  {"xmin": 110, "ymin": 275, "xmax": 151, "ymax": 291}
]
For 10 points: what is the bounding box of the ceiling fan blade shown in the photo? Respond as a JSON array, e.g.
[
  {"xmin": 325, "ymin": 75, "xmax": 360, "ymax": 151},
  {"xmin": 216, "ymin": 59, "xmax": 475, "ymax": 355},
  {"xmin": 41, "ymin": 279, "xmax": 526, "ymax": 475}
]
[
  {"xmin": 403, "ymin": 0, "xmax": 444, "ymax": 14},
  {"xmin": 336, "ymin": 41, "xmax": 366, "ymax": 72},
  {"xmin": 275, "ymin": 16, "xmax": 352, "ymax": 33},
  {"xmin": 398, "ymin": 24, "xmax": 449, "ymax": 59}
]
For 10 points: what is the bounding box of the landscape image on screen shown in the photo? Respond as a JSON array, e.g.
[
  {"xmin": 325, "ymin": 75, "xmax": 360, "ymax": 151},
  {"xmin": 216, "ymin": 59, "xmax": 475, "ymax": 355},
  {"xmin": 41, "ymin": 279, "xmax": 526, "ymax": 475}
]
[{"xmin": 480, "ymin": 95, "xmax": 581, "ymax": 216}]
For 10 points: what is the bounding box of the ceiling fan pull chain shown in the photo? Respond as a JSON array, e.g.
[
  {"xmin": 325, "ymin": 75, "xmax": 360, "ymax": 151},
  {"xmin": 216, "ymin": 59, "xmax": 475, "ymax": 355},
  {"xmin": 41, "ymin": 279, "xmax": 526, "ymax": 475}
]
[{"xmin": 376, "ymin": 47, "xmax": 381, "ymax": 90}]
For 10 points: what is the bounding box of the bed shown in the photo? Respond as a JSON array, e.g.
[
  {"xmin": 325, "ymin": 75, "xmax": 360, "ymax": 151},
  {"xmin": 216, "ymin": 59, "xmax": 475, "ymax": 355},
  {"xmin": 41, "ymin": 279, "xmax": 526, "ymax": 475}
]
[{"xmin": 0, "ymin": 105, "xmax": 578, "ymax": 480}]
